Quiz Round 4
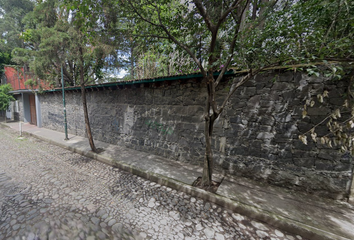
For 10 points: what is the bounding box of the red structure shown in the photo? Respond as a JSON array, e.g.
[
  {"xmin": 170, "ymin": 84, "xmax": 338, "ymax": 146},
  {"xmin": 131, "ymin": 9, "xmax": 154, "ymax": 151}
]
[{"xmin": 4, "ymin": 66, "xmax": 51, "ymax": 91}]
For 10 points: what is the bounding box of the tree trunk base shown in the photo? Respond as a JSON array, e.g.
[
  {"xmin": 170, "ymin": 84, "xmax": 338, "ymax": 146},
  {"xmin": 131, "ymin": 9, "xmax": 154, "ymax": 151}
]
[
  {"xmin": 90, "ymin": 148, "xmax": 105, "ymax": 154},
  {"xmin": 192, "ymin": 177, "xmax": 222, "ymax": 193}
]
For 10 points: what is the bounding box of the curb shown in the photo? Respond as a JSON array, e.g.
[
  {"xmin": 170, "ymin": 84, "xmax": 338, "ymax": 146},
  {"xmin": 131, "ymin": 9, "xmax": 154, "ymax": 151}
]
[{"xmin": 1, "ymin": 123, "xmax": 350, "ymax": 240}]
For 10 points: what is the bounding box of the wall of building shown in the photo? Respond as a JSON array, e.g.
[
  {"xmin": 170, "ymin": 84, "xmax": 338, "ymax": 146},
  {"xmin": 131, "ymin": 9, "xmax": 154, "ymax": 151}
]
[{"xmin": 39, "ymin": 71, "xmax": 353, "ymax": 200}]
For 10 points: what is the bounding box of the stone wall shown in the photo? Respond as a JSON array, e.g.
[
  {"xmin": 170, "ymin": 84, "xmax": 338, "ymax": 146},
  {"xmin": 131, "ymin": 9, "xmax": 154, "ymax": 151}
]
[{"xmin": 39, "ymin": 71, "xmax": 354, "ymax": 200}]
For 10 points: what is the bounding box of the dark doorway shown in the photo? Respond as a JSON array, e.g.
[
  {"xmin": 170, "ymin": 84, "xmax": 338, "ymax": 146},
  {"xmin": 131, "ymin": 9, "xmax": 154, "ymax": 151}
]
[{"xmin": 29, "ymin": 94, "xmax": 37, "ymax": 125}]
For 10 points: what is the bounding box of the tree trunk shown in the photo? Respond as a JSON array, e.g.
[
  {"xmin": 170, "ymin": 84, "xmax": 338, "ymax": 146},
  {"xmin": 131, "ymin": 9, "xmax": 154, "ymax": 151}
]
[
  {"xmin": 202, "ymin": 116, "xmax": 214, "ymax": 186},
  {"xmin": 79, "ymin": 48, "xmax": 97, "ymax": 153},
  {"xmin": 201, "ymin": 76, "xmax": 218, "ymax": 186}
]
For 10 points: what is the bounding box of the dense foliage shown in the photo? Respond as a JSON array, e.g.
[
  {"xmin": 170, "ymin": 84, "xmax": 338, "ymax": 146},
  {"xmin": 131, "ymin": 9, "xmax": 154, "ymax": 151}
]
[{"xmin": 0, "ymin": 84, "xmax": 14, "ymax": 111}]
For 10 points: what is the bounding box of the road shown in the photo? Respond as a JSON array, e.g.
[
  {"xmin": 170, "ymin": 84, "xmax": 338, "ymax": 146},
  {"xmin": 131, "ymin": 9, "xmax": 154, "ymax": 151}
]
[{"xmin": 0, "ymin": 125, "xmax": 304, "ymax": 240}]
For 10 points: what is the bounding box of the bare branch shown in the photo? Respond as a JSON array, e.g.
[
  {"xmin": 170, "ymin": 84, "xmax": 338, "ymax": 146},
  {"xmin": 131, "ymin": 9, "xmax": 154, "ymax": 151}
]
[
  {"xmin": 62, "ymin": 65, "xmax": 73, "ymax": 84},
  {"xmin": 132, "ymin": 34, "xmax": 170, "ymax": 40},
  {"xmin": 215, "ymin": 0, "xmax": 251, "ymax": 87},
  {"xmin": 216, "ymin": 0, "xmax": 244, "ymax": 30},
  {"xmin": 127, "ymin": 0, "xmax": 205, "ymax": 76},
  {"xmin": 193, "ymin": 0, "xmax": 215, "ymax": 32},
  {"xmin": 126, "ymin": 1, "xmax": 163, "ymax": 28},
  {"xmin": 217, "ymin": 68, "xmax": 263, "ymax": 114},
  {"xmin": 155, "ymin": 4, "xmax": 206, "ymax": 76}
]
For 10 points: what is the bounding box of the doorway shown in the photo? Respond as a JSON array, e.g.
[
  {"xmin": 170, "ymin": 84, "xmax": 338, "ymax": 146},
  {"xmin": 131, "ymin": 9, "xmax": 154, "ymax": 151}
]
[{"xmin": 29, "ymin": 94, "xmax": 37, "ymax": 125}]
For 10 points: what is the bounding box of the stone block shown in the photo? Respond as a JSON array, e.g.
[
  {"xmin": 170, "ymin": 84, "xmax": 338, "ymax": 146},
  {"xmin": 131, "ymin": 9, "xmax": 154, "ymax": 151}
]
[
  {"xmin": 246, "ymin": 95, "xmax": 261, "ymax": 106},
  {"xmin": 266, "ymin": 93, "xmax": 280, "ymax": 101},
  {"xmin": 239, "ymin": 87, "xmax": 256, "ymax": 98},
  {"xmin": 333, "ymin": 163, "xmax": 352, "ymax": 172},
  {"xmin": 278, "ymin": 71, "xmax": 295, "ymax": 82},
  {"xmin": 260, "ymin": 116, "xmax": 275, "ymax": 126},
  {"xmin": 230, "ymin": 146, "xmax": 249, "ymax": 156},
  {"xmin": 273, "ymin": 137, "xmax": 292, "ymax": 143},
  {"xmin": 293, "ymin": 157, "xmax": 315, "ymax": 168},
  {"xmin": 318, "ymin": 149, "xmax": 339, "ymax": 161},
  {"xmin": 187, "ymin": 106, "xmax": 204, "ymax": 116},
  {"xmin": 259, "ymin": 100, "xmax": 276, "ymax": 108},
  {"xmin": 340, "ymin": 152, "xmax": 352, "ymax": 163},
  {"xmin": 231, "ymin": 100, "xmax": 247, "ymax": 109},
  {"xmin": 293, "ymin": 139, "xmax": 317, "ymax": 151},
  {"xmin": 282, "ymin": 91, "xmax": 296, "ymax": 101},
  {"xmin": 256, "ymin": 132, "xmax": 275, "ymax": 139},
  {"xmin": 329, "ymin": 98, "xmax": 344, "ymax": 106},
  {"xmin": 328, "ymin": 88, "xmax": 343, "ymax": 98},
  {"xmin": 272, "ymin": 82, "xmax": 294, "ymax": 91},
  {"xmin": 278, "ymin": 148, "xmax": 293, "ymax": 158},
  {"xmin": 259, "ymin": 125, "xmax": 272, "ymax": 132},
  {"xmin": 307, "ymin": 107, "xmax": 330, "ymax": 116},
  {"xmin": 332, "ymin": 177, "xmax": 351, "ymax": 190},
  {"xmin": 242, "ymin": 78, "xmax": 256, "ymax": 87},
  {"xmin": 293, "ymin": 72, "xmax": 302, "ymax": 84},
  {"xmin": 181, "ymin": 115, "xmax": 203, "ymax": 123},
  {"xmin": 230, "ymin": 116, "xmax": 242, "ymax": 124},
  {"xmin": 315, "ymin": 159, "xmax": 334, "ymax": 171},
  {"xmin": 274, "ymin": 113, "xmax": 292, "ymax": 123},
  {"xmin": 275, "ymin": 123, "xmax": 298, "ymax": 137},
  {"xmin": 256, "ymin": 87, "xmax": 271, "ymax": 95}
]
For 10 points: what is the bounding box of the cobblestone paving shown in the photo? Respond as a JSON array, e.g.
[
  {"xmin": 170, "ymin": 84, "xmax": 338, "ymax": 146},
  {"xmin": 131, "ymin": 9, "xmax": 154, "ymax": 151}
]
[{"xmin": 0, "ymin": 126, "xmax": 306, "ymax": 240}]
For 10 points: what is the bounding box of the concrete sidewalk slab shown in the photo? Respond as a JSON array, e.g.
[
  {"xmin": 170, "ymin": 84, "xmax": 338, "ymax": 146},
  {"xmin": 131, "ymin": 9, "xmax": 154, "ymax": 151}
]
[{"xmin": 2, "ymin": 121, "xmax": 354, "ymax": 240}]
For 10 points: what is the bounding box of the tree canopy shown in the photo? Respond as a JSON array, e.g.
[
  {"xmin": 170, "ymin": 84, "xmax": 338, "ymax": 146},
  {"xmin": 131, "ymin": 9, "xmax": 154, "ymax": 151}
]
[{"xmin": 0, "ymin": 83, "xmax": 14, "ymax": 111}]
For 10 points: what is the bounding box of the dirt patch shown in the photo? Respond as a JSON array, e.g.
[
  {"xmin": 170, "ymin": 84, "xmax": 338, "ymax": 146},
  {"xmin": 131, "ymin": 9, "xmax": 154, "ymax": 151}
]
[{"xmin": 192, "ymin": 176, "xmax": 222, "ymax": 193}]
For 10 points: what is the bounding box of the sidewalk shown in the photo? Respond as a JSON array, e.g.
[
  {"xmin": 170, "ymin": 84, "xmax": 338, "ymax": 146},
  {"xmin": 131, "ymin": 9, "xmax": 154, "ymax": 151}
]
[{"xmin": 2, "ymin": 121, "xmax": 354, "ymax": 240}]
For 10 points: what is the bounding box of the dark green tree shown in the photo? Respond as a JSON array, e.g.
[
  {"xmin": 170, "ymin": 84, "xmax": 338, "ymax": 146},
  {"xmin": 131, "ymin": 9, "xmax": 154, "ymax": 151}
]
[
  {"xmin": 0, "ymin": 0, "xmax": 34, "ymax": 76},
  {"xmin": 0, "ymin": 0, "xmax": 34, "ymax": 52},
  {"xmin": 0, "ymin": 50, "xmax": 12, "ymax": 75},
  {"xmin": 13, "ymin": 0, "xmax": 122, "ymax": 152}
]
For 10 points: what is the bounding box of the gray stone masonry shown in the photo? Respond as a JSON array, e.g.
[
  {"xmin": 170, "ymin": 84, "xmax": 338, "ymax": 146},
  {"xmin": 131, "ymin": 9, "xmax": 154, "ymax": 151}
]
[{"xmin": 39, "ymin": 71, "xmax": 353, "ymax": 200}]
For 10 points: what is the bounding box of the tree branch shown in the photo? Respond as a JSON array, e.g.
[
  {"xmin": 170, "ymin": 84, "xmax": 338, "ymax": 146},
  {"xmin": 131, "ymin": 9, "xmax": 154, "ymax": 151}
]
[
  {"xmin": 126, "ymin": 0, "xmax": 163, "ymax": 28},
  {"xmin": 217, "ymin": 68, "xmax": 263, "ymax": 115},
  {"xmin": 215, "ymin": 0, "xmax": 251, "ymax": 87},
  {"xmin": 132, "ymin": 34, "xmax": 170, "ymax": 40},
  {"xmin": 193, "ymin": 0, "xmax": 215, "ymax": 32},
  {"xmin": 216, "ymin": 0, "xmax": 243, "ymax": 30},
  {"xmin": 155, "ymin": 3, "xmax": 206, "ymax": 77}
]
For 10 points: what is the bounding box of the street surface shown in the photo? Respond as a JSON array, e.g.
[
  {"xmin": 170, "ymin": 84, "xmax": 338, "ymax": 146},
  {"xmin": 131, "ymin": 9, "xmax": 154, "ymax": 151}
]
[{"xmin": 0, "ymin": 125, "xmax": 305, "ymax": 240}]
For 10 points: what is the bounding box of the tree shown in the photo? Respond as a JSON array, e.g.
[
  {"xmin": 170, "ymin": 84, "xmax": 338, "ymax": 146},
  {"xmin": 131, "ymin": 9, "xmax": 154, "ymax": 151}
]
[
  {"xmin": 0, "ymin": 0, "xmax": 34, "ymax": 76},
  {"xmin": 63, "ymin": 1, "xmax": 122, "ymax": 152},
  {"xmin": 294, "ymin": 0, "xmax": 354, "ymax": 154},
  {"xmin": 129, "ymin": 42, "xmax": 198, "ymax": 79},
  {"xmin": 122, "ymin": 0, "xmax": 300, "ymax": 187},
  {"xmin": 0, "ymin": 51, "xmax": 12, "ymax": 75},
  {"xmin": 0, "ymin": 84, "xmax": 14, "ymax": 111},
  {"xmin": 0, "ymin": 0, "xmax": 34, "ymax": 52},
  {"xmin": 13, "ymin": 0, "xmax": 121, "ymax": 152},
  {"xmin": 124, "ymin": 0, "xmax": 354, "ymax": 187}
]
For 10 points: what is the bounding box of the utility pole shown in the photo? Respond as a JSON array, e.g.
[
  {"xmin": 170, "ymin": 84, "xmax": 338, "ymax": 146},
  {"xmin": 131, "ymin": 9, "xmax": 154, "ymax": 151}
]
[{"xmin": 61, "ymin": 65, "xmax": 69, "ymax": 140}]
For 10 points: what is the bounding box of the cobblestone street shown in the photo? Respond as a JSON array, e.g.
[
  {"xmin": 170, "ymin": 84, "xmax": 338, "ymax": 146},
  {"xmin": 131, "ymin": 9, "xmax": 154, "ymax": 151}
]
[{"xmin": 0, "ymin": 125, "xmax": 305, "ymax": 240}]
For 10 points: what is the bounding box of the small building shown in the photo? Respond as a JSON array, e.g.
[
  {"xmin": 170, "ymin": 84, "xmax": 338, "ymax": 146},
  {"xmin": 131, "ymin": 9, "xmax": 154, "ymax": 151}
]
[{"xmin": 1, "ymin": 65, "xmax": 49, "ymax": 126}]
